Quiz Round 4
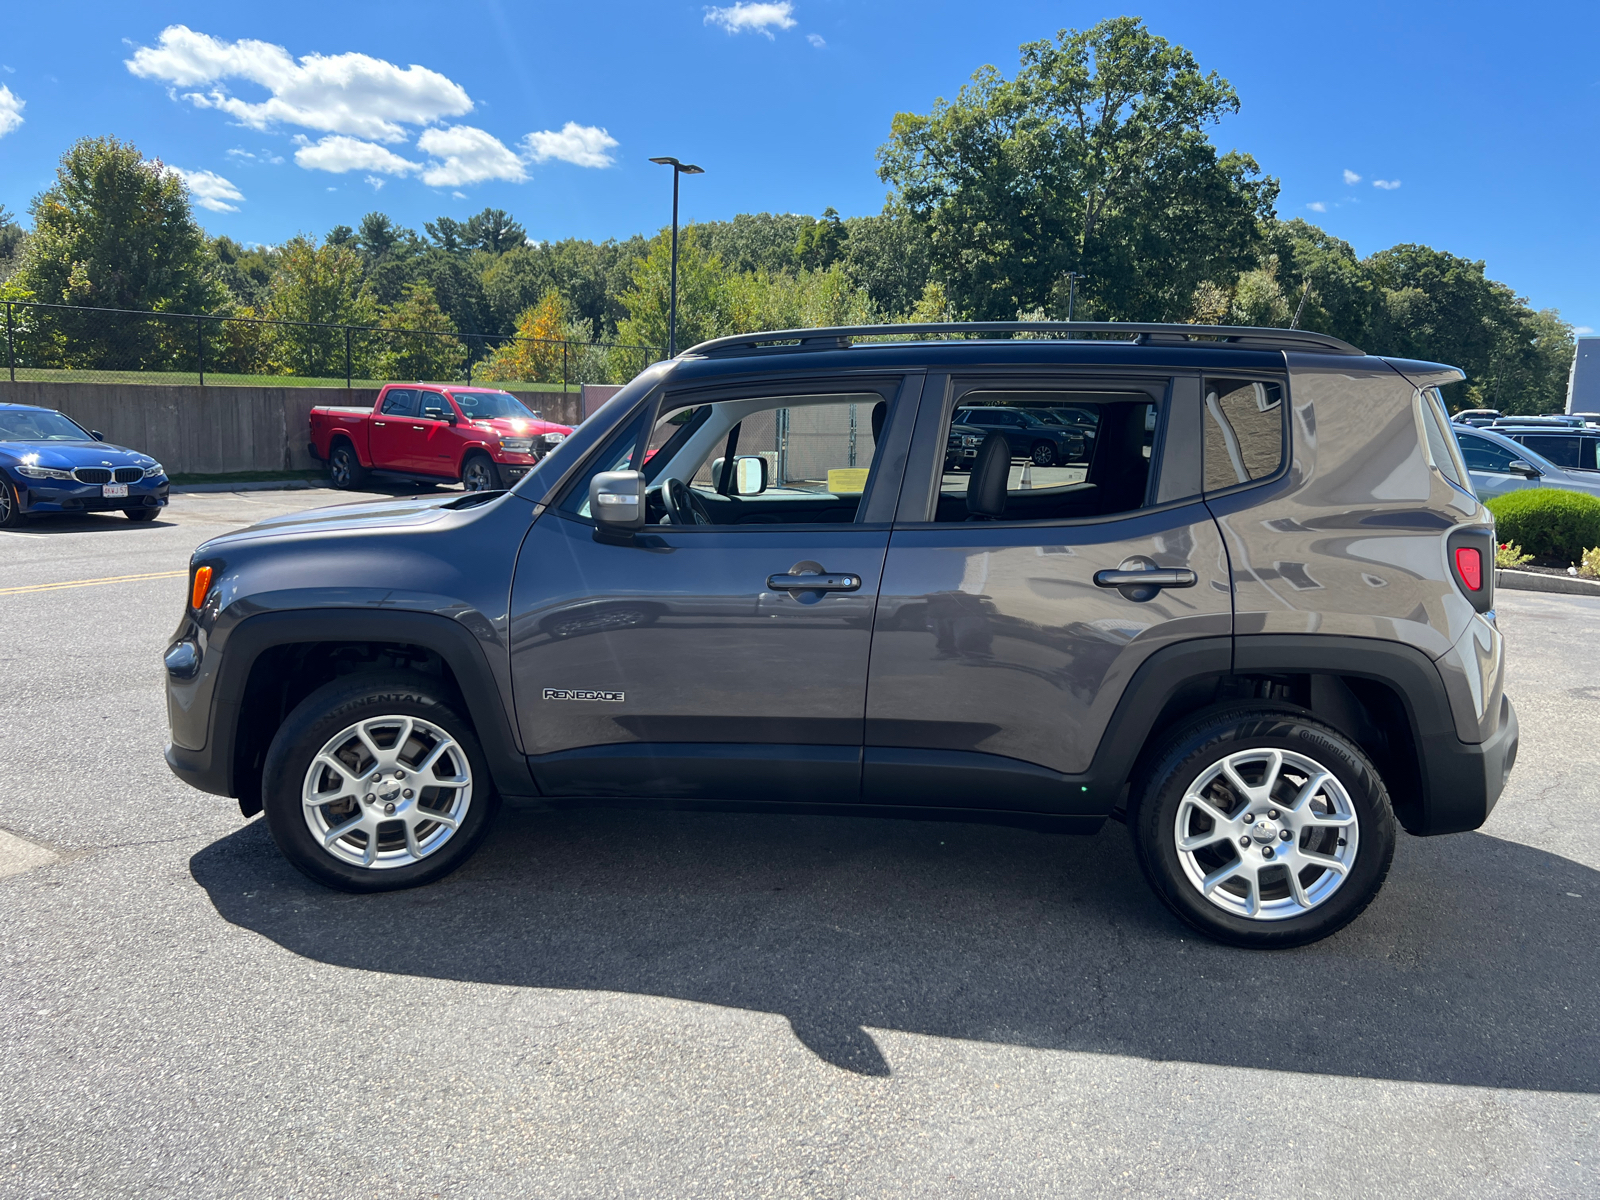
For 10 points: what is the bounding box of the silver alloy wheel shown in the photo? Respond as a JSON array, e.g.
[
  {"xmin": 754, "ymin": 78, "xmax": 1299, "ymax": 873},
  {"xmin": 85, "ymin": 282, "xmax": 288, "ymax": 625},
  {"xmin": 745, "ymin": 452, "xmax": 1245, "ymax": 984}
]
[
  {"xmin": 301, "ymin": 715, "xmax": 473, "ymax": 870},
  {"xmin": 0, "ymin": 483, "xmax": 12, "ymax": 521},
  {"xmin": 330, "ymin": 448, "xmax": 352, "ymax": 487},
  {"xmin": 462, "ymin": 458, "xmax": 493, "ymax": 491},
  {"xmin": 1173, "ymin": 747, "xmax": 1359, "ymax": 920}
]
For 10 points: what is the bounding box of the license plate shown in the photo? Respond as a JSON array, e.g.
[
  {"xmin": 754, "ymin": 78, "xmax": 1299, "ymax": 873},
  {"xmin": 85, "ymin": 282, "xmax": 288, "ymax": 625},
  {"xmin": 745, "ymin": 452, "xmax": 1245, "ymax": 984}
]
[{"xmin": 102, "ymin": 483, "xmax": 128, "ymax": 498}]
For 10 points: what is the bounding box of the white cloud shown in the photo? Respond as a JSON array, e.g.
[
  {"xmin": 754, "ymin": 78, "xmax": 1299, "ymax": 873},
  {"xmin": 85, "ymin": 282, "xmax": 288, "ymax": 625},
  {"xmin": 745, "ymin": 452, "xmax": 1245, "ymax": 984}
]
[
  {"xmin": 1306, "ymin": 201, "xmax": 1327, "ymax": 212},
  {"xmin": 807, "ymin": 33, "xmax": 826, "ymax": 48},
  {"xmin": 1342, "ymin": 169, "xmax": 1361, "ymax": 186},
  {"xmin": 294, "ymin": 134, "xmax": 419, "ymax": 175},
  {"xmin": 126, "ymin": 25, "xmax": 472, "ymax": 143},
  {"xmin": 1373, "ymin": 178, "xmax": 1401, "ymax": 190},
  {"xmin": 364, "ymin": 175, "xmax": 385, "ymax": 191},
  {"xmin": 0, "ymin": 84, "xmax": 24, "ymax": 138},
  {"xmin": 520, "ymin": 122, "xmax": 618, "ymax": 168},
  {"xmin": 417, "ymin": 125, "xmax": 526, "ymax": 186},
  {"xmin": 226, "ymin": 147, "xmax": 255, "ymax": 159},
  {"xmin": 1576, "ymin": 326, "xmax": 1594, "ymax": 336},
  {"xmin": 452, "ymin": 191, "xmax": 467, "ymax": 199},
  {"xmin": 169, "ymin": 166, "xmax": 245, "ymax": 212},
  {"xmin": 704, "ymin": 2, "xmax": 796, "ymax": 38}
]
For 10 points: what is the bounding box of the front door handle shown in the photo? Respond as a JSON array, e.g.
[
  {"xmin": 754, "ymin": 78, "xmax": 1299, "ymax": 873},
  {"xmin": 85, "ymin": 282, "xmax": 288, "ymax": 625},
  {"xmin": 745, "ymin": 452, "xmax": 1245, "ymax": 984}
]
[
  {"xmin": 1093, "ymin": 568, "xmax": 1197, "ymax": 588},
  {"xmin": 767, "ymin": 572, "xmax": 862, "ymax": 592},
  {"xmin": 412, "ymin": 424, "xmax": 427, "ymax": 430}
]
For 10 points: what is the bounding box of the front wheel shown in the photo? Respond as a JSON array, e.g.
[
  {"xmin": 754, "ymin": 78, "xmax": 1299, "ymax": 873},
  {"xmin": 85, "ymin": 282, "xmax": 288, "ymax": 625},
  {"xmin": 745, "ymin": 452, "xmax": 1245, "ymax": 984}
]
[
  {"xmin": 1030, "ymin": 441, "xmax": 1057, "ymax": 467},
  {"xmin": 1130, "ymin": 706, "xmax": 1396, "ymax": 948},
  {"xmin": 461, "ymin": 454, "xmax": 502, "ymax": 492},
  {"xmin": 0, "ymin": 478, "xmax": 25, "ymax": 528},
  {"xmin": 124, "ymin": 506, "xmax": 159, "ymax": 522},
  {"xmin": 260, "ymin": 673, "xmax": 500, "ymax": 892}
]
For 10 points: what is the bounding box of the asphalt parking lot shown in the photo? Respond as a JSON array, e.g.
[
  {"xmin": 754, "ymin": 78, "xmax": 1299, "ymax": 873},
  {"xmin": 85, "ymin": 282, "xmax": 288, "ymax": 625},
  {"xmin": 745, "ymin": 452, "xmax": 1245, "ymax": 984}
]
[{"xmin": 2, "ymin": 490, "xmax": 1598, "ymax": 1199}]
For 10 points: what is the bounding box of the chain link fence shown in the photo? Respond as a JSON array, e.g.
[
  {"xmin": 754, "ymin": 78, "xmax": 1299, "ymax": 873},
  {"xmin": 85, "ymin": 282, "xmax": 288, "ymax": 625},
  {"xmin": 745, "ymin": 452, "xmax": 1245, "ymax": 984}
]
[{"xmin": 1, "ymin": 301, "xmax": 664, "ymax": 391}]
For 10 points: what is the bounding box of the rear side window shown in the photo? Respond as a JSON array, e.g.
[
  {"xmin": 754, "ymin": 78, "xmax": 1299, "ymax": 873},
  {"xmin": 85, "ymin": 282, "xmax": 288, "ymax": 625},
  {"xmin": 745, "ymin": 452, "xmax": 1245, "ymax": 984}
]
[
  {"xmin": 380, "ymin": 389, "xmax": 417, "ymax": 416},
  {"xmin": 1203, "ymin": 379, "xmax": 1285, "ymax": 491},
  {"xmin": 1520, "ymin": 435, "xmax": 1582, "ymax": 469},
  {"xmin": 1419, "ymin": 391, "xmax": 1467, "ymax": 488}
]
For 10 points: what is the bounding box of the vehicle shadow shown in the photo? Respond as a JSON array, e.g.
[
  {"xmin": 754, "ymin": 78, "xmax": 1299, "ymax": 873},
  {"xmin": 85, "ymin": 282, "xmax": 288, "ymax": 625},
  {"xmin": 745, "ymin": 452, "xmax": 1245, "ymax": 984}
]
[
  {"xmin": 190, "ymin": 808, "xmax": 1600, "ymax": 1088},
  {"xmin": 14, "ymin": 512, "xmax": 171, "ymax": 534}
]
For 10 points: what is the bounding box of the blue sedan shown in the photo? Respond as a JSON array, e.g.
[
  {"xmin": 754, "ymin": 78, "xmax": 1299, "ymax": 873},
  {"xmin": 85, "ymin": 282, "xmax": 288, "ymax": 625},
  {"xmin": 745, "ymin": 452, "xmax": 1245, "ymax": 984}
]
[{"xmin": 0, "ymin": 403, "xmax": 169, "ymax": 527}]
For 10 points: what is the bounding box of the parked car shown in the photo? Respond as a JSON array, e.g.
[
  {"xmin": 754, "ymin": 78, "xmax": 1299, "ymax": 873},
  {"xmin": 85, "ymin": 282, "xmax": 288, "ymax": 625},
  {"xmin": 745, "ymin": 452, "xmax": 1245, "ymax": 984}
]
[
  {"xmin": 1452, "ymin": 408, "xmax": 1502, "ymax": 427},
  {"xmin": 309, "ymin": 385, "xmax": 572, "ymax": 492},
  {"xmin": 1453, "ymin": 425, "xmax": 1600, "ymax": 501},
  {"xmin": 945, "ymin": 404, "xmax": 1086, "ymax": 469},
  {"xmin": 165, "ymin": 320, "xmax": 1515, "ymax": 950},
  {"xmin": 1488, "ymin": 423, "xmax": 1600, "ymax": 474},
  {"xmin": 0, "ymin": 403, "xmax": 168, "ymax": 527}
]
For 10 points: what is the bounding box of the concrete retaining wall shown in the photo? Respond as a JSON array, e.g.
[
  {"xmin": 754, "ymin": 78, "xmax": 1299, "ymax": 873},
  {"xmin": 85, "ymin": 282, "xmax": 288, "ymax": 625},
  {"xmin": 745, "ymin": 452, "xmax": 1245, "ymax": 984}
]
[{"xmin": 0, "ymin": 381, "xmax": 587, "ymax": 476}]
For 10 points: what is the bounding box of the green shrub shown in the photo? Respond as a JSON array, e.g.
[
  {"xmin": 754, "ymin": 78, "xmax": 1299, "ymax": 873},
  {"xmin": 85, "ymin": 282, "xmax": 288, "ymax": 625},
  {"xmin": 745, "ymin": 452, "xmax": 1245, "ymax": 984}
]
[{"xmin": 1486, "ymin": 488, "xmax": 1600, "ymax": 562}]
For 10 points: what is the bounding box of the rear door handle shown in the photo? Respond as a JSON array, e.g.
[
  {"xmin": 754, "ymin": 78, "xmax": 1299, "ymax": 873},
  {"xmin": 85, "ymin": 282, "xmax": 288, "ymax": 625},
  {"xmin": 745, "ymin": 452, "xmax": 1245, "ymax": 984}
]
[
  {"xmin": 767, "ymin": 573, "xmax": 862, "ymax": 592},
  {"xmin": 1093, "ymin": 568, "xmax": 1197, "ymax": 588}
]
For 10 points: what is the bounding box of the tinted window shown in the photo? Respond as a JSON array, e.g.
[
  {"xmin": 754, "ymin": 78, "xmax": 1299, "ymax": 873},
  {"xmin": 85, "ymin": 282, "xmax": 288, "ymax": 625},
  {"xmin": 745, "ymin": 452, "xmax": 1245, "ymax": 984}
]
[
  {"xmin": 418, "ymin": 390, "xmax": 451, "ymax": 419},
  {"xmin": 380, "ymin": 389, "xmax": 416, "ymax": 416},
  {"xmin": 1203, "ymin": 379, "xmax": 1284, "ymax": 490},
  {"xmin": 1519, "ymin": 435, "xmax": 1581, "ymax": 469},
  {"xmin": 1457, "ymin": 435, "xmax": 1519, "ymax": 472}
]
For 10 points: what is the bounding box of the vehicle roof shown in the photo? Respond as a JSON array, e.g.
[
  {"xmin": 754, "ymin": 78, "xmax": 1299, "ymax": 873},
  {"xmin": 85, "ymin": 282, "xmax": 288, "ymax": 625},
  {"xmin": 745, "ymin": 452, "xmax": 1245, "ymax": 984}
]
[{"xmin": 0, "ymin": 403, "xmax": 54, "ymax": 412}]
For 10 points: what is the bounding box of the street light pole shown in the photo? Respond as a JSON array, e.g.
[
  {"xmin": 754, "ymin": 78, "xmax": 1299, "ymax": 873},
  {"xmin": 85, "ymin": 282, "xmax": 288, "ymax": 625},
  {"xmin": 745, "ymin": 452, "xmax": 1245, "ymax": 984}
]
[{"xmin": 649, "ymin": 156, "xmax": 705, "ymax": 358}]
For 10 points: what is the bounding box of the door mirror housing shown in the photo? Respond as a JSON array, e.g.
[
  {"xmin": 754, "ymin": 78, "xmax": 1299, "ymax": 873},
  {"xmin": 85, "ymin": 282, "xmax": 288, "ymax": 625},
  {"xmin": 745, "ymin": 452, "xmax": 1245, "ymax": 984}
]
[
  {"xmin": 90, "ymin": 430, "xmax": 104, "ymax": 441},
  {"xmin": 1507, "ymin": 459, "xmax": 1543, "ymax": 479},
  {"xmin": 590, "ymin": 470, "xmax": 645, "ymax": 535},
  {"xmin": 710, "ymin": 454, "xmax": 770, "ymax": 496}
]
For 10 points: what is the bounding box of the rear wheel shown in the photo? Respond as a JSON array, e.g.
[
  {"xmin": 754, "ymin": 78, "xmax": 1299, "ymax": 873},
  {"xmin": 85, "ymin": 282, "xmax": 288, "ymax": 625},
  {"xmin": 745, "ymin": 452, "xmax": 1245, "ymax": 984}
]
[
  {"xmin": 1130, "ymin": 706, "xmax": 1396, "ymax": 948},
  {"xmin": 461, "ymin": 453, "xmax": 501, "ymax": 492},
  {"xmin": 261, "ymin": 673, "xmax": 500, "ymax": 892},
  {"xmin": 328, "ymin": 442, "xmax": 367, "ymax": 490},
  {"xmin": 1030, "ymin": 441, "xmax": 1057, "ymax": 467}
]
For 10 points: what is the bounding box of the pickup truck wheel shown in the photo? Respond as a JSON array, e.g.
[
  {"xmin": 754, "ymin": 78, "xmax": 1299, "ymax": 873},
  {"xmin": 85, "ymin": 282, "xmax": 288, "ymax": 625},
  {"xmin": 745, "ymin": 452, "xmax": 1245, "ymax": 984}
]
[
  {"xmin": 1130, "ymin": 706, "xmax": 1395, "ymax": 948},
  {"xmin": 461, "ymin": 453, "xmax": 501, "ymax": 492},
  {"xmin": 260, "ymin": 673, "xmax": 500, "ymax": 892},
  {"xmin": 328, "ymin": 442, "xmax": 367, "ymax": 490}
]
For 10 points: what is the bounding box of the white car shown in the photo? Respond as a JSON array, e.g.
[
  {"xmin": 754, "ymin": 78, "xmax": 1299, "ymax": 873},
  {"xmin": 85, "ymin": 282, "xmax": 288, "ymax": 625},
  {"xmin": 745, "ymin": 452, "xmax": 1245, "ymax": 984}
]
[{"xmin": 1453, "ymin": 425, "xmax": 1600, "ymax": 502}]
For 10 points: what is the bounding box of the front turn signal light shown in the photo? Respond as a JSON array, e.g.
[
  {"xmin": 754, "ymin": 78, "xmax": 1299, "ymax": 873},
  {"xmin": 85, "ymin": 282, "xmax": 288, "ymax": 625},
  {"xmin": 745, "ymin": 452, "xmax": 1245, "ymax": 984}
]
[
  {"xmin": 1454, "ymin": 547, "xmax": 1482, "ymax": 591},
  {"xmin": 191, "ymin": 565, "xmax": 214, "ymax": 610}
]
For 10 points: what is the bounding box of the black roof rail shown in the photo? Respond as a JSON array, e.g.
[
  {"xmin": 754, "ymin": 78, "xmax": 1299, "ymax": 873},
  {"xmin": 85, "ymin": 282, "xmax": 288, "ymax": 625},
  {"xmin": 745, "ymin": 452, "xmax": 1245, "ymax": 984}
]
[{"xmin": 683, "ymin": 321, "xmax": 1364, "ymax": 358}]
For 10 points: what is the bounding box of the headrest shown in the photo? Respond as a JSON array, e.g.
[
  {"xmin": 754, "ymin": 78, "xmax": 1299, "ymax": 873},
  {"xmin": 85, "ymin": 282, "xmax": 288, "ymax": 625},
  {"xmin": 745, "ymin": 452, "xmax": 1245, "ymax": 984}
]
[
  {"xmin": 966, "ymin": 431, "xmax": 1011, "ymax": 519},
  {"xmin": 871, "ymin": 400, "xmax": 886, "ymax": 441}
]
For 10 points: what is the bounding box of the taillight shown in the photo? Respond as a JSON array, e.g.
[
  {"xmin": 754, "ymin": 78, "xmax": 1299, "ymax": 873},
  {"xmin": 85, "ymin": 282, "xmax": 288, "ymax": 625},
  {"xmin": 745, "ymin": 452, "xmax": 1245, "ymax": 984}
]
[
  {"xmin": 1454, "ymin": 547, "xmax": 1482, "ymax": 591},
  {"xmin": 191, "ymin": 565, "xmax": 214, "ymax": 610}
]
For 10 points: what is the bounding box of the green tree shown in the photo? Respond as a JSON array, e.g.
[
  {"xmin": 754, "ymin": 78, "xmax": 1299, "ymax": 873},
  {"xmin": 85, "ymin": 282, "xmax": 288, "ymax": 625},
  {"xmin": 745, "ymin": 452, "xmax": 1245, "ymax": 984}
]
[
  {"xmin": 616, "ymin": 227, "xmax": 728, "ymax": 353},
  {"xmin": 371, "ymin": 281, "xmax": 463, "ymax": 382},
  {"xmin": 878, "ymin": 18, "xmax": 1276, "ymax": 320},
  {"xmin": 479, "ymin": 289, "xmax": 567, "ymax": 384},
  {"xmin": 695, "ymin": 212, "xmax": 809, "ymax": 275},
  {"xmin": 263, "ymin": 234, "xmax": 374, "ymax": 379},
  {"xmin": 794, "ymin": 207, "xmax": 846, "ymax": 271},
  {"xmin": 212, "ymin": 236, "xmax": 279, "ymax": 309},
  {"xmin": 0, "ymin": 205, "xmax": 24, "ymax": 279},
  {"xmin": 424, "ymin": 217, "xmax": 467, "ymax": 253},
  {"xmin": 841, "ymin": 210, "xmax": 932, "ymax": 318},
  {"xmin": 17, "ymin": 136, "xmax": 224, "ymax": 369},
  {"xmin": 463, "ymin": 208, "xmax": 526, "ymax": 255}
]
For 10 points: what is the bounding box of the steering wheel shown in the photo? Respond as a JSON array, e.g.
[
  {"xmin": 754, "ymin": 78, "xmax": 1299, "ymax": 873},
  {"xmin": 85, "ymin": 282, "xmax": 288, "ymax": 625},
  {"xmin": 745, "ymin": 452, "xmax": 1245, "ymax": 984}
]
[{"xmin": 655, "ymin": 477, "xmax": 713, "ymax": 526}]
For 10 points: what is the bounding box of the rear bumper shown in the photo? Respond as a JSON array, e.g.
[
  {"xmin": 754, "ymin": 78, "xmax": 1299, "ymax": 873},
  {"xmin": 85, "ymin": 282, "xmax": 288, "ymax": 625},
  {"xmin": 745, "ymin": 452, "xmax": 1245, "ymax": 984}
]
[{"xmin": 1416, "ymin": 694, "xmax": 1519, "ymax": 835}]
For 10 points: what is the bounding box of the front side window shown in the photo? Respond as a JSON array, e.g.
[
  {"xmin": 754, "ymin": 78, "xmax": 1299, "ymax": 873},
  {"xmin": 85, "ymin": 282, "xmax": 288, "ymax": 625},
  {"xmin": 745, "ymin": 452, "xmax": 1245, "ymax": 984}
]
[
  {"xmin": 935, "ymin": 389, "xmax": 1151, "ymax": 523},
  {"xmin": 418, "ymin": 390, "xmax": 452, "ymax": 420},
  {"xmin": 1203, "ymin": 378, "xmax": 1285, "ymax": 492},
  {"xmin": 1457, "ymin": 434, "xmax": 1521, "ymax": 473}
]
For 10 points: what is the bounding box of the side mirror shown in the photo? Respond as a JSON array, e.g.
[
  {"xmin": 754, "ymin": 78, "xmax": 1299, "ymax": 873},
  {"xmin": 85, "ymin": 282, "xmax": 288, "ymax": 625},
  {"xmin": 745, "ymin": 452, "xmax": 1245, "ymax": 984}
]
[
  {"xmin": 443, "ymin": 414, "xmax": 458, "ymax": 426},
  {"xmin": 1507, "ymin": 459, "xmax": 1543, "ymax": 479},
  {"xmin": 590, "ymin": 469, "xmax": 645, "ymax": 535},
  {"xmin": 710, "ymin": 455, "xmax": 769, "ymax": 496},
  {"xmin": 91, "ymin": 430, "xmax": 104, "ymax": 441}
]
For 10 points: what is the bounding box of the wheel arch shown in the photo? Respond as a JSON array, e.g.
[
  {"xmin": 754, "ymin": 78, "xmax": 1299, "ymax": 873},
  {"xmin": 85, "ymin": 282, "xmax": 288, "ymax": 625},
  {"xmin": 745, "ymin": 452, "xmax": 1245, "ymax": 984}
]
[{"xmin": 199, "ymin": 610, "xmax": 534, "ymax": 816}]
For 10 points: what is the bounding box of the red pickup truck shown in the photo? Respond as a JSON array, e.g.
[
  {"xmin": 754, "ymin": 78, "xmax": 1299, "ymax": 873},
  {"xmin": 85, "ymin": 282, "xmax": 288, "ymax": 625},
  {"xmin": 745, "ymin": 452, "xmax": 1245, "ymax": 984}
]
[{"xmin": 309, "ymin": 384, "xmax": 572, "ymax": 491}]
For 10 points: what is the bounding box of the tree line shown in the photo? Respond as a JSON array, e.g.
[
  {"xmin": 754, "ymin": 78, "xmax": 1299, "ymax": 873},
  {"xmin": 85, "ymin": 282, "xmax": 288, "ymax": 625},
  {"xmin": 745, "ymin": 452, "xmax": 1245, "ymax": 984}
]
[{"xmin": 0, "ymin": 17, "xmax": 1575, "ymax": 409}]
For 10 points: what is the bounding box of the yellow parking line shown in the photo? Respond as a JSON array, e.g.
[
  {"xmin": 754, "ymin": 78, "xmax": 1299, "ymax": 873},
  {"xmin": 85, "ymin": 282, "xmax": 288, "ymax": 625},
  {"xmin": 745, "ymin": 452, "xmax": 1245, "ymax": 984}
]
[{"xmin": 0, "ymin": 569, "xmax": 187, "ymax": 596}]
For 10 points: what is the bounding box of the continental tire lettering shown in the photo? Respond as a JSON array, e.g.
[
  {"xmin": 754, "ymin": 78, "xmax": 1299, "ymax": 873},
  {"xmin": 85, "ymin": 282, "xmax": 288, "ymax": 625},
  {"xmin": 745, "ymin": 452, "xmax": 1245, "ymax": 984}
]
[{"xmin": 542, "ymin": 688, "xmax": 625, "ymax": 702}]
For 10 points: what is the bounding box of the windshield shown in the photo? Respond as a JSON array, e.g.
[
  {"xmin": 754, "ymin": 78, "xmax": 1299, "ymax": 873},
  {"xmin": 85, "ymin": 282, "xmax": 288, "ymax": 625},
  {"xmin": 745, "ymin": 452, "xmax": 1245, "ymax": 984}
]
[
  {"xmin": 450, "ymin": 391, "xmax": 536, "ymax": 420},
  {"xmin": 0, "ymin": 409, "xmax": 91, "ymax": 442}
]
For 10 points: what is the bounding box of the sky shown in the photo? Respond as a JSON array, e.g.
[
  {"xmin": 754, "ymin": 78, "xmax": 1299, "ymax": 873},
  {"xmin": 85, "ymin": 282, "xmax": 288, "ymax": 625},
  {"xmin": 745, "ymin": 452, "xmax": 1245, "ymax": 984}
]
[{"xmin": 1, "ymin": 0, "xmax": 1596, "ymax": 332}]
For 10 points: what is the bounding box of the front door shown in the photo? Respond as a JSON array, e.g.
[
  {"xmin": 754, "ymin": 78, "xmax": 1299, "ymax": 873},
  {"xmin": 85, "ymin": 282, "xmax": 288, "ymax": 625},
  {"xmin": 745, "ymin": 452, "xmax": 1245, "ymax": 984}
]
[
  {"xmin": 408, "ymin": 388, "xmax": 462, "ymax": 476},
  {"xmin": 863, "ymin": 371, "xmax": 1239, "ymax": 815},
  {"xmin": 508, "ymin": 377, "xmax": 918, "ymax": 802}
]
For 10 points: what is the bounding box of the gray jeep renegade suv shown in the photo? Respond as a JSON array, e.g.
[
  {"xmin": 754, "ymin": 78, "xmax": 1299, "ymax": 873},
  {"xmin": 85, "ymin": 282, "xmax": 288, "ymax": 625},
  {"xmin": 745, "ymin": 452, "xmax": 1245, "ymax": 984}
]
[{"xmin": 164, "ymin": 322, "xmax": 1518, "ymax": 948}]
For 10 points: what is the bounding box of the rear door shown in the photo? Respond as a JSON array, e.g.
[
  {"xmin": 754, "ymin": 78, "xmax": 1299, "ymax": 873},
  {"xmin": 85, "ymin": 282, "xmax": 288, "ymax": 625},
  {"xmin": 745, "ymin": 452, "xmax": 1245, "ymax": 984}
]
[
  {"xmin": 508, "ymin": 375, "xmax": 920, "ymax": 801},
  {"xmin": 863, "ymin": 370, "xmax": 1233, "ymax": 815},
  {"xmin": 369, "ymin": 388, "xmax": 416, "ymax": 469}
]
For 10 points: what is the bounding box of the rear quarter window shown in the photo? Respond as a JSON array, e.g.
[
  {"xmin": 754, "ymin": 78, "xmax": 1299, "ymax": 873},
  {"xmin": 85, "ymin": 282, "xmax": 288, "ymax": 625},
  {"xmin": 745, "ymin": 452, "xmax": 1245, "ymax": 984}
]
[{"xmin": 1203, "ymin": 379, "xmax": 1285, "ymax": 491}]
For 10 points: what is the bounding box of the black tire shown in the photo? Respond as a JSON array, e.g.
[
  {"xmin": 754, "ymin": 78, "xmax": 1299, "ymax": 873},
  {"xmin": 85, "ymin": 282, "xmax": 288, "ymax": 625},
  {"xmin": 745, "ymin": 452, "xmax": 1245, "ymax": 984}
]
[
  {"xmin": 0, "ymin": 477, "xmax": 24, "ymax": 528},
  {"xmin": 1030, "ymin": 441, "xmax": 1057, "ymax": 467},
  {"xmin": 461, "ymin": 453, "xmax": 501, "ymax": 492},
  {"xmin": 328, "ymin": 441, "xmax": 367, "ymax": 490},
  {"xmin": 124, "ymin": 506, "xmax": 159, "ymax": 522},
  {"xmin": 1129, "ymin": 705, "xmax": 1396, "ymax": 949},
  {"xmin": 260, "ymin": 672, "xmax": 501, "ymax": 893}
]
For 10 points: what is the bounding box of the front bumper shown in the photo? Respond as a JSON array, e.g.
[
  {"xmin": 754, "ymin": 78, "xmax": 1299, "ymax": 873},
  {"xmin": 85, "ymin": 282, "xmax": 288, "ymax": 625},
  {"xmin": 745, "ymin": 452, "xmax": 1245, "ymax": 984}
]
[{"xmin": 19, "ymin": 478, "xmax": 169, "ymax": 514}]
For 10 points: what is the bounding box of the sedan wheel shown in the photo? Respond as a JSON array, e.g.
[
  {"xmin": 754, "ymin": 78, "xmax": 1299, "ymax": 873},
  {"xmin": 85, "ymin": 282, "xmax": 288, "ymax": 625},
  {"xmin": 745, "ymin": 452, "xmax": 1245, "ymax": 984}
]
[{"xmin": 0, "ymin": 479, "xmax": 22, "ymax": 528}]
